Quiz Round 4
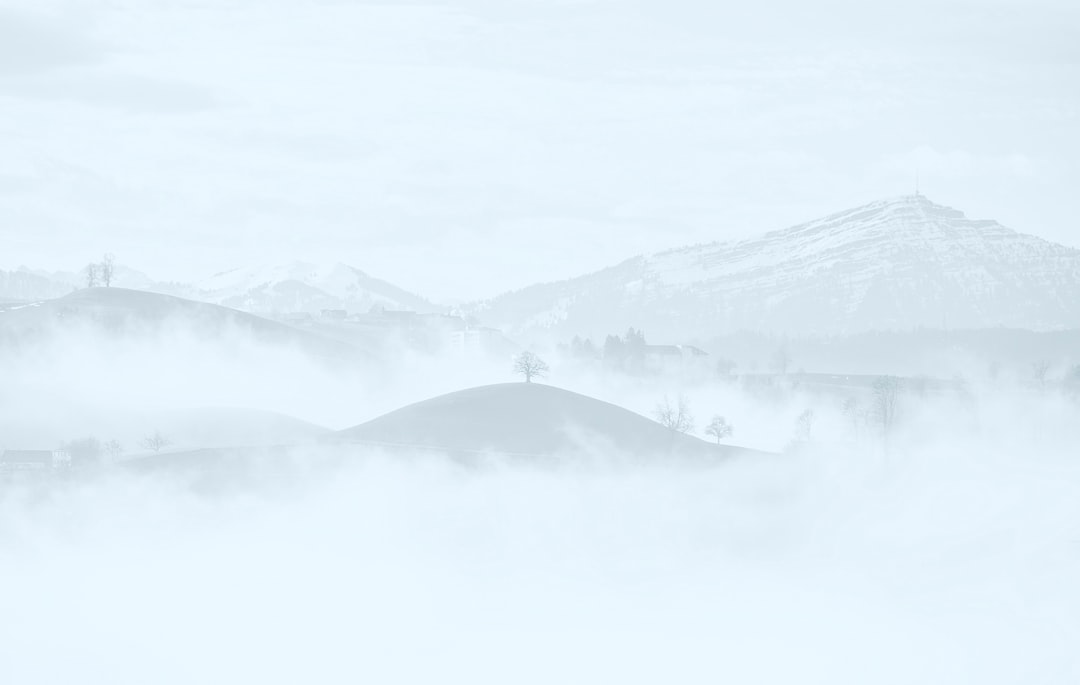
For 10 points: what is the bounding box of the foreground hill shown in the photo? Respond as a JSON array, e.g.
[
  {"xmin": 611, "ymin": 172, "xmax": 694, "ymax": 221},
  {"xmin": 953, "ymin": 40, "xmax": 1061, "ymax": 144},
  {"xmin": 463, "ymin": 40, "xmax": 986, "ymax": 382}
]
[
  {"xmin": 0, "ymin": 287, "xmax": 367, "ymax": 358},
  {"xmin": 468, "ymin": 195, "xmax": 1080, "ymax": 339},
  {"xmin": 335, "ymin": 383, "xmax": 753, "ymax": 459}
]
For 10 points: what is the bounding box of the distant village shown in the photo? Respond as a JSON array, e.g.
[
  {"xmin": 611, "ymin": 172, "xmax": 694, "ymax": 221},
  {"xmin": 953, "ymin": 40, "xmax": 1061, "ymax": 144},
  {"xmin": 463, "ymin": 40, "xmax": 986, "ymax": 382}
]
[{"xmin": 559, "ymin": 327, "xmax": 712, "ymax": 375}]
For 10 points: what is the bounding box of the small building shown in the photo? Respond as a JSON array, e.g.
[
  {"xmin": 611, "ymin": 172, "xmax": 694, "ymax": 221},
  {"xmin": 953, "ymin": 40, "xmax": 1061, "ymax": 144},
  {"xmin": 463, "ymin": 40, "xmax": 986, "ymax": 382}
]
[
  {"xmin": 448, "ymin": 326, "xmax": 504, "ymax": 355},
  {"xmin": 0, "ymin": 449, "xmax": 70, "ymax": 472},
  {"xmin": 320, "ymin": 309, "xmax": 348, "ymax": 320}
]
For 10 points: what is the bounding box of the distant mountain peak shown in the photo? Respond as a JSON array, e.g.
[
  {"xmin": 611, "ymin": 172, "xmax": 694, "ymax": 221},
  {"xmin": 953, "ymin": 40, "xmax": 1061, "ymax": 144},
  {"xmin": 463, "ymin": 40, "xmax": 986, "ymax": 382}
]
[
  {"xmin": 194, "ymin": 260, "xmax": 436, "ymax": 315},
  {"xmin": 468, "ymin": 196, "xmax": 1080, "ymax": 339}
]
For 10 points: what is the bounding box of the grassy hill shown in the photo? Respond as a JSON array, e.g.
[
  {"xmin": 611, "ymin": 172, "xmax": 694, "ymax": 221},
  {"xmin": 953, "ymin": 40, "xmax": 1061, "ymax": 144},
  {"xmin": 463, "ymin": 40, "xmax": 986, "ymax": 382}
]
[
  {"xmin": 335, "ymin": 382, "xmax": 758, "ymax": 460},
  {"xmin": 0, "ymin": 287, "xmax": 367, "ymax": 359}
]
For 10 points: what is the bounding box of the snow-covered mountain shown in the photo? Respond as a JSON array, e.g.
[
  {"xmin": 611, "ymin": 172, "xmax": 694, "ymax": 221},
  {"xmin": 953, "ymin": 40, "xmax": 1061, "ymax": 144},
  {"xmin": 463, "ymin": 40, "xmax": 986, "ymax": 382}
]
[
  {"xmin": 192, "ymin": 262, "xmax": 438, "ymax": 315},
  {"xmin": 2, "ymin": 261, "xmax": 437, "ymax": 316},
  {"xmin": 467, "ymin": 195, "xmax": 1080, "ymax": 340}
]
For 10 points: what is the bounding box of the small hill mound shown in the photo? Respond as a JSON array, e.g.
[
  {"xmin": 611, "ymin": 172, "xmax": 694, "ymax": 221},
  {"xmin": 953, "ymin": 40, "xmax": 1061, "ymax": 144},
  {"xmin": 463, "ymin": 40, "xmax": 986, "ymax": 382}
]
[{"xmin": 335, "ymin": 383, "xmax": 750, "ymax": 460}]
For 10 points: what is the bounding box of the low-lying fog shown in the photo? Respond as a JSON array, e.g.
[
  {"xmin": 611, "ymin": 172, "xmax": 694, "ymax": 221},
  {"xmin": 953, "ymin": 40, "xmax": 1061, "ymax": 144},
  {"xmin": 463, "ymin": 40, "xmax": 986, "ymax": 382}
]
[{"xmin": 1, "ymin": 329, "xmax": 1078, "ymax": 684}]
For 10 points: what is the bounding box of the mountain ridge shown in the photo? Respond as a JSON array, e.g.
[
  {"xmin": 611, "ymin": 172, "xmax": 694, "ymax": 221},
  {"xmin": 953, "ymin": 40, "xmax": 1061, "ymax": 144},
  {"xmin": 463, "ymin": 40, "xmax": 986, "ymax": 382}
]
[{"xmin": 464, "ymin": 195, "xmax": 1080, "ymax": 340}]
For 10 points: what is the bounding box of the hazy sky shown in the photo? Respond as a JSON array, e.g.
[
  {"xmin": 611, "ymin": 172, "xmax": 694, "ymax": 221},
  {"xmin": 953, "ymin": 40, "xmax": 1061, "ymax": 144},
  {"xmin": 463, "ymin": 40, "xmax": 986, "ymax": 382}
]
[{"xmin": 2, "ymin": 0, "xmax": 1077, "ymax": 300}]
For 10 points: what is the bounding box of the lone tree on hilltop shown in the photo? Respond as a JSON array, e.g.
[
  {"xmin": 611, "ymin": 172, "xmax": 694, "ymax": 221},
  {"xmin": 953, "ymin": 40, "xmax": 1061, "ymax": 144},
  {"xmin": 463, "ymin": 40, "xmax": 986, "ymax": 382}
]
[
  {"xmin": 705, "ymin": 415, "xmax": 733, "ymax": 444},
  {"xmin": 654, "ymin": 395, "xmax": 694, "ymax": 434},
  {"xmin": 513, "ymin": 350, "xmax": 549, "ymax": 383}
]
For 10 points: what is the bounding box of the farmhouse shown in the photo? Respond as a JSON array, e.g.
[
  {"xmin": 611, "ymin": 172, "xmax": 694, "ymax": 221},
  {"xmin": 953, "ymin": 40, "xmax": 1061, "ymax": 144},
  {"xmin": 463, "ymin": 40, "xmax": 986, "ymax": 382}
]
[{"xmin": 0, "ymin": 448, "xmax": 71, "ymax": 472}]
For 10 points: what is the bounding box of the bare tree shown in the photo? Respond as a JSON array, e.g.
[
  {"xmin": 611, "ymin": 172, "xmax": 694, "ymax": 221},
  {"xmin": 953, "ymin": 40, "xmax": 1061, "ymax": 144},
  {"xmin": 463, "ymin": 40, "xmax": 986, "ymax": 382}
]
[
  {"xmin": 100, "ymin": 253, "xmax": 116, "ymax": 287},
  {"xmin": 654, "ymin": 395, "xmax": 694, "ymax": 434},
  {"xmin": 103, "ymin": 439, "xmax": 123, "ymax": 462},
  {"xmin": 513, "ymin": 351, "xmax": 549, "ymax": 383},
  {"xmin": 771, "ymin": 346, "xmax": 791, "ymax": 376},
  {"xmin": 871, "ymin": 376, "xmax": 902, "ymax": 437},
  {"xmin": 704, "ymin": 415, "xmax": 733, "ymax": 444},
  {"xmin": 85, "ymin": 263, "xmax": 99, "ymax": 288},
  {"xmin": 794, "ymin": 409, "xmax": 816, "ymax": 442},
  {"xmin": 140, "ymin": 430, "xmax": 171, "ymax": 453},
  {"xmin": 841, "ymin": 397, "xmax": 861, "ymax": 441},
  {"xmin": 1032, "ymin": 360, "xmax": 1051, "ymax": 390}
]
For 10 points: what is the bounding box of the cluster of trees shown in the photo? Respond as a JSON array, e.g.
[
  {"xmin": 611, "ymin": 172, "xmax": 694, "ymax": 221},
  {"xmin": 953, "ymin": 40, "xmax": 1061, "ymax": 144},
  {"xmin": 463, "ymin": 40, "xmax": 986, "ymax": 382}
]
[
  {"xmin": 652, "ymin": 394, "xmax": 736, "ymax": 445},
  {"xmin": 840, "ymin": 375, "xmax": 903, "ymax": 442},
  {"xmin": 60, "ymin": 430, "xmax": 171, "ymax": 468},
  {"xmin": 603, "ymin": 328, "xmax": 648, "ymax": 364},
  {"xmin": 566, "ymin": 335, "xmax": 600, "ymax": 360},
  {"xmin": 85, "ymin": 253, "xmax": 117, "ymax": 288},
  {"xmin": 1031, "ymin": 360, "xmax": 1080, "ymax": 393},
  {"xmin": 563, "ymin": 328, "xmax": 651, "ymax": 365},
  {"xmin": 61, "ymin": 436, "xmax": 122, "ymax": 468}
]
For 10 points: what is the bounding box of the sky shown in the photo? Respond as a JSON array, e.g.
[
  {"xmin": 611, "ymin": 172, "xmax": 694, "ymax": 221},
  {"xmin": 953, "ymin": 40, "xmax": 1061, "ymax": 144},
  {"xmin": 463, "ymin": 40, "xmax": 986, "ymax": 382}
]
[{"xmin": 1, "ymin": 0, "xmax": 1078, "ymax": 301}]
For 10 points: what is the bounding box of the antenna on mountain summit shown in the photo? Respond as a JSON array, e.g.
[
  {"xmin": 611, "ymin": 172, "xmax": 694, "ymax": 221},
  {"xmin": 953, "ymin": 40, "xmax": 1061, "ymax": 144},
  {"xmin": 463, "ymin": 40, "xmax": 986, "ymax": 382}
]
[{"xmin": 915, "ymin": 167, "xmax": 920, "ymax": 197}]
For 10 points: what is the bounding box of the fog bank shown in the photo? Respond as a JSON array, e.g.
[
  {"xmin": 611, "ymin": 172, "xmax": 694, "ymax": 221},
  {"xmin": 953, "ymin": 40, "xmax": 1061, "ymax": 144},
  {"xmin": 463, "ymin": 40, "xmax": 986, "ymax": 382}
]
[{"xmin": 2, "ymin": 436, "xmax": 1077, "ymax": 684}]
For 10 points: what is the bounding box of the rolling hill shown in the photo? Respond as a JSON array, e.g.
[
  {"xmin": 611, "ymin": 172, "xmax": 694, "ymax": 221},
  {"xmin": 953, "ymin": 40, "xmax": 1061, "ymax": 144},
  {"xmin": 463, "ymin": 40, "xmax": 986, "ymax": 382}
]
[
  {"xmin": 335, "ymin": 382, "xmax": 754, "ymax": 459},
  {"xmin": 0, "ymin": 287, "xmax": 366, "ymax": 358}
]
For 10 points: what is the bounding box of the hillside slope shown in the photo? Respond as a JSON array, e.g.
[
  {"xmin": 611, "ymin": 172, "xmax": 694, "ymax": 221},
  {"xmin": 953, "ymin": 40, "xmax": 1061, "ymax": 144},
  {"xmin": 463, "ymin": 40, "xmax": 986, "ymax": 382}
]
[
  {"xmin": 468, "ymin": 195, "xmax": 1080, "ymax": 339},
  {"xmin": 336, "ymin": 382, "xmax": 753, "ymax": 459},
  {"xmin": 0, "ymin": 406, "xmax": 329, "ymax": 453},
  {"xmin": 0, "ymin": 287, "xmax": 365, "ymax": 358}
]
